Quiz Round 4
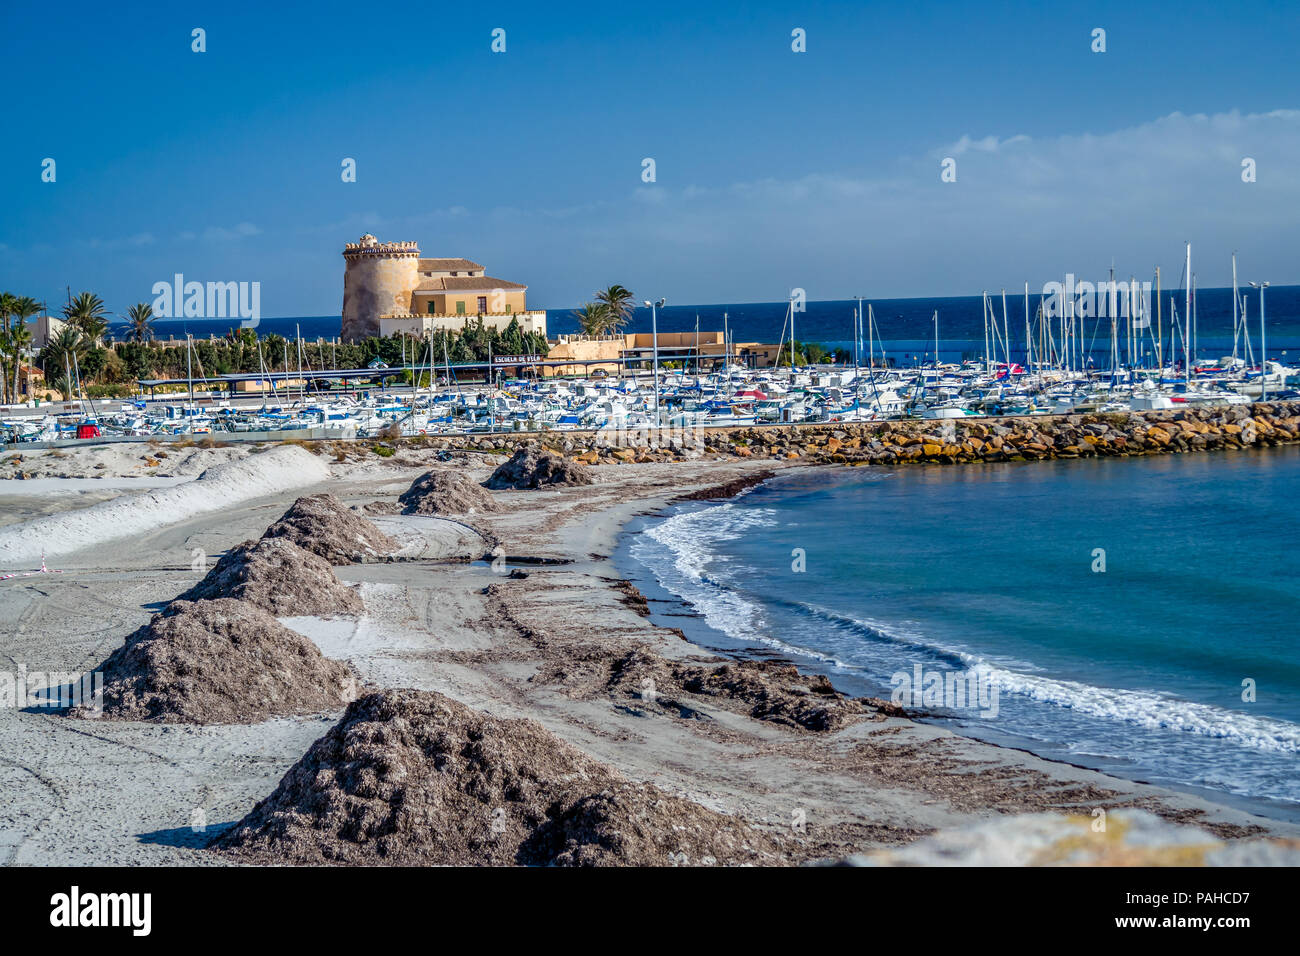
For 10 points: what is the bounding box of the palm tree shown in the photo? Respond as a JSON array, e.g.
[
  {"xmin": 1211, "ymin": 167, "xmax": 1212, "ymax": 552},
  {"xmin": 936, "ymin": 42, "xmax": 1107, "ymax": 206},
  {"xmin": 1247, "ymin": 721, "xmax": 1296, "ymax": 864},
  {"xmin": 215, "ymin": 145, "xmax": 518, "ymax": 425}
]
[
  {"xmin": 594, "ymin": 285, "xmax": 635, "ymax": 334},
  {"xmin": 0, "ymin": 292, "xmax": 16, "ymax": 334},
  {"xmin": 12, "ymin": 296, "xmax": 40, "ymax": 327},
  {"xmin": 572, "ymin": 302, "xmax": 611, "ymax": 336},
  {"xmin": 8, "ymin": 321, "xmax": 32, "ymax": 400},
  {"xmin": 0, "ymin": 327, "xmax": 10, "ymax": 404},
  {"xmin": 126, "ymin": 302, "xmax": 155, "ymax": 343},
  {"xmin": 63, "ymin": 291, "xmax": 110, "ymax": 344},
  {"xmin": 51, "ymin": 373, "xmax": 78, "ymax": 401},
  {"xmin": 42, "ymin": 324, "xmax": 87, "ymax": 381}
]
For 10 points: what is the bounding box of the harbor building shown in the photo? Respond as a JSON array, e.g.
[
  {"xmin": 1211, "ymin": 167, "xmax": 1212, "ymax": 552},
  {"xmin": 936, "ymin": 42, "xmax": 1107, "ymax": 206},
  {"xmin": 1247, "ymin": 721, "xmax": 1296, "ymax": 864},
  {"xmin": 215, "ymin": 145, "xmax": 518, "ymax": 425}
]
[
  {"xmin": 341, "ymin": 234, "xmax": 546, "ymax": 341},
  {"xmin": 544, "ymin": 332, "xmax": 783, "ymax": 377}
]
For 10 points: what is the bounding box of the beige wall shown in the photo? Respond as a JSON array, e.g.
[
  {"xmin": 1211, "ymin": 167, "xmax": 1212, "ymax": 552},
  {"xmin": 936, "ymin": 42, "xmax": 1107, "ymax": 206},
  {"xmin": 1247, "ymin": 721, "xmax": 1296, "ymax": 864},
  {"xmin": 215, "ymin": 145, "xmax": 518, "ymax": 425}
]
[
  {"xmin": 412, "ymin": 289, "xmax": 528, "ymax": 316},
  {"xmin": 544, "ymin": 336, "xmax": 627, "ymax": 377},
  {"xmin": 544, "ymin": 332, "xmax": 782, "ymax": 375},
  {"xmin": 624, "ymin": 331, "xmax": 724, "ymax": 348}
]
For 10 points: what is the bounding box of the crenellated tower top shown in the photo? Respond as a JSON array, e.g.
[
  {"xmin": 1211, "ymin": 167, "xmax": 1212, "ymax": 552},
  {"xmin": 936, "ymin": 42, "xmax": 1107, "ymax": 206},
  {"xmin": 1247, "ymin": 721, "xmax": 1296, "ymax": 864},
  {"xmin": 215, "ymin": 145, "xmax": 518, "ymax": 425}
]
[{"xmin": 343, "ymin": 234, "xmax": 420, "ymax": 259}]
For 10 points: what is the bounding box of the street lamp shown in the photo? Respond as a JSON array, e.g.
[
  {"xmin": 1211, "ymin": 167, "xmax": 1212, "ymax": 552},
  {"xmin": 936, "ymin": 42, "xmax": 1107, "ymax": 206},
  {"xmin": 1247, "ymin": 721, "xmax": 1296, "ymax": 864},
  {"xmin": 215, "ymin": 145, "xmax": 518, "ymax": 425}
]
[
  {"xmin": 1249, "ymin": 282, "xmax": 1269, "ymax": 400},
  {"xmin": 644, "ymin": 298, "xmax": 665, "ymax": 421}
]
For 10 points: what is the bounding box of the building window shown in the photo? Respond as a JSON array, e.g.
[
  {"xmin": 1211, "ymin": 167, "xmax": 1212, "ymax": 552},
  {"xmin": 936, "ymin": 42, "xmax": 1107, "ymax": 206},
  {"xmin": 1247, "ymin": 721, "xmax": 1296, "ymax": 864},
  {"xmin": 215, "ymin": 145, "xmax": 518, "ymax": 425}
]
[
  {"xmin": 477, "ymin": 296, "xmax": 488, "ymax": 314},
  {"xmin": 427, "ymin": 301, "xmax": 435, "ymax": 314},
  {"xmin": 456, "ymin": 300, "xmax": 466, "ymax": 315}
]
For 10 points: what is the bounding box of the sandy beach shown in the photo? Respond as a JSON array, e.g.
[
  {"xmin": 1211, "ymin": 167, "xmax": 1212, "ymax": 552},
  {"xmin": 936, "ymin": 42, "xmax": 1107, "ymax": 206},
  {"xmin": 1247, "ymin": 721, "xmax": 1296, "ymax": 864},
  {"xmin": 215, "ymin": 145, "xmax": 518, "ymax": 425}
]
[{"xmin": 0, "ymin": 440, "xmax": 1294, "ymax": 866}]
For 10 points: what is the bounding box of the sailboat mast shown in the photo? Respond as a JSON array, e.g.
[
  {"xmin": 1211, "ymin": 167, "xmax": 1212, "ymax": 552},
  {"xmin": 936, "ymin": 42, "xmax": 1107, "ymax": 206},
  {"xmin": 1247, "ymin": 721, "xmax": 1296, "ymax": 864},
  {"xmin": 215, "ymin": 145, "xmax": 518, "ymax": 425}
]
[
  {"xmin": 1000, "ymin": 289, "xmax": 1010, "ymax": 368},
  {"xmin": 1128, "ymin": 274, "xmax": 1136, "ymax": 369},
  {"xmin": 1192, "ymin": 273, "xmax": 1198, "ymax": 370},
  {"xmin": 1231, "ymin": 253, "xmax": 1239, "ymax": 364},
  {"xmin": 1184, "ymin": 242, "xmax": 1191, "ymax": 386},
  {"xmin": 1109, "ymin": 266, "xmax": 1118, "ymax": 375},
  {"xmin": 785, "ymin": 291, "xmax": 795, "ymax": 369},
  {"xmin": 982, "ymin": 292, "xmax": 990, "ymax": 375},
  {"xmin": 868, "ymin": 304, "xmax": 874, "ymax": 370},
  {"xmin": 853, "ymin": 298, "xmax": 861, "ymax": 372},
  {"xmin": 1023, "ymin": 282, "xmax": 1030, "ymax": 373},
  {"xmin": 1155, "ymin": 267, "xmax": 1162, "ymax": 373}
]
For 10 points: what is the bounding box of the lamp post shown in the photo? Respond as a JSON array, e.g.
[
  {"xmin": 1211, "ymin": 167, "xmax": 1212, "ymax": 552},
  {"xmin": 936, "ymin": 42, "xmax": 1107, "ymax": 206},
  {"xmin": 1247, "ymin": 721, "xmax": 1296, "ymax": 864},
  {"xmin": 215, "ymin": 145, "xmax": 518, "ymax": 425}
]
[
  {"xmin": 644, "ymin": 298, "xmax": 665, "ymax": 422},
  {"xmin": 1249, "ymin": 281, "xmax": 1269, "ymax": 400}
]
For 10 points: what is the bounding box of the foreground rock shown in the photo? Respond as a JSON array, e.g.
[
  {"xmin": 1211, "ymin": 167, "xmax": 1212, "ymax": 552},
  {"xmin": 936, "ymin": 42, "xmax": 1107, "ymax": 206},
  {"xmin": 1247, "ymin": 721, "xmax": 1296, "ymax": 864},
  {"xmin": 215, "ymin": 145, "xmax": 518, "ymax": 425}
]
[
  {"xmin": 484, "ymin": 444, "xmax": 594, "ymax": 490},
  {"xmin": 211, "ymin": 689, "xmax": 787, "ymax": 866},
  {"xmin": 179, "ymin": 537, "xmax": 362, "ymax": 616},
  {"xmin": 399, "ymin": 470, "xmax": 500, "ymax": 516},
  {"xmin": 80, "ymin": 598, "xmax": 358, "ymax": 724},
  {"xmin": 844, "ymin": 810, "xmax": 1300, "ymax": 866},
  {"xmin": 262, "ymin": 493, "xmax": 398, "ymax": 564}
]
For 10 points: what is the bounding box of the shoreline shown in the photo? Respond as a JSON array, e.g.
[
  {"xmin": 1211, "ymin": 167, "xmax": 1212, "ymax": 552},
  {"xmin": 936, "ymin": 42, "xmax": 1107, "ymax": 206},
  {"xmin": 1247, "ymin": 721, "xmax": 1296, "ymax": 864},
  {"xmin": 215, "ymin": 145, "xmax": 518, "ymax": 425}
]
[
  {"xmin": 612, "ymin": 486, "xmax": 1300, "ymax": 826},
  {"xmin": 476, "ymin": 458, "xmax": 1296, "ymax": 843},
  {"xmin": 1, "ymin": 443, "xmax": 1296, "ymax": 864}
]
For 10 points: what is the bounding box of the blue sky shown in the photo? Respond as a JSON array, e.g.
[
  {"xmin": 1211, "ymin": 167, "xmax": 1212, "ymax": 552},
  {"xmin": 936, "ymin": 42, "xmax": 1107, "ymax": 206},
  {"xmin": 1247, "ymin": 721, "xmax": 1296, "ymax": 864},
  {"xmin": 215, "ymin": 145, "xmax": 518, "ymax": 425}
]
[{"xmin": 2, "ymin": 0, "xmax": 1298, "ymax": 318}]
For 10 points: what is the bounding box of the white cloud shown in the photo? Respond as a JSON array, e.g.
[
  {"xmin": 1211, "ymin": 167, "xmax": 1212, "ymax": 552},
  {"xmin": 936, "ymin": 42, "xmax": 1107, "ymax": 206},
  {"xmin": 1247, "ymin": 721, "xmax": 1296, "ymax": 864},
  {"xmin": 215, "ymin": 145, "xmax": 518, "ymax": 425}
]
[
  {"xmin": 182, "ymin": 222, "xmax": 262, "ymax": 242},
  {"xmin": 82, "ymin": 232, "xmax": 155, "ymax": 250},
  {"xmin": 500, "ymin": 107, "xmax": 1300, "ymax": 302}
]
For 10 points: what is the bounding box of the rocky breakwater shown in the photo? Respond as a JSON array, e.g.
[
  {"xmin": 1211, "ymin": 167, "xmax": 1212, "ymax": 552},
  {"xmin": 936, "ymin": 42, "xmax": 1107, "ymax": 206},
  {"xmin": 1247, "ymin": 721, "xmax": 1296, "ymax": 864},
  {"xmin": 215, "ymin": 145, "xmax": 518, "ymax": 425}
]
[
  {"xmin": 371, "ymin": 401, "xmax": 1300, "ymax": 468},
  {"xmin": 772, "ymin": 400, "xmax": 1300, "ymax": 466}
]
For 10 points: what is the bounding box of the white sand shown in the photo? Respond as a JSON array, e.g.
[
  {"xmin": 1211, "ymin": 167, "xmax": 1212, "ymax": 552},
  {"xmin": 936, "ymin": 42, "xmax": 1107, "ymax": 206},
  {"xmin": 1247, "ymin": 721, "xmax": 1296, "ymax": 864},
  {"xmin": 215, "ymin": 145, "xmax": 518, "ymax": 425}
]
[{"xmin": 0, "ymin": 446, "xmax": 329, "ymax": 565}]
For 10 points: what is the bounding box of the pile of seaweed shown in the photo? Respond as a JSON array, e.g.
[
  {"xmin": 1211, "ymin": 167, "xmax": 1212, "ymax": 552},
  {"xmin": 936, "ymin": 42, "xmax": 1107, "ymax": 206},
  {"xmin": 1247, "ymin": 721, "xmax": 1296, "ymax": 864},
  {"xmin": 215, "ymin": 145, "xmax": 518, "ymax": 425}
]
[
  {"xmin": 262, "ymin": 493, "xmax": 398, "ymax": 564},
  {"xmin": 211, "ymin": 689, "xmax": 786, "ymax": 866},
  {"xmin": 82, "ymin": 598, "xmax": 359, "ymax": 723}
]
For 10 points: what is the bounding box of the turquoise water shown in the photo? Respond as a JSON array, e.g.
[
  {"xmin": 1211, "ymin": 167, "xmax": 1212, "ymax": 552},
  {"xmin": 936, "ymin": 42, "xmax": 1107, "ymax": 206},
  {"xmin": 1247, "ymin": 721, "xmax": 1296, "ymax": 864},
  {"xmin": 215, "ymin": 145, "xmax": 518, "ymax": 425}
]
[{"xmin": 622, "ymin": 446, "xmax": 1300, "ymax": 817}]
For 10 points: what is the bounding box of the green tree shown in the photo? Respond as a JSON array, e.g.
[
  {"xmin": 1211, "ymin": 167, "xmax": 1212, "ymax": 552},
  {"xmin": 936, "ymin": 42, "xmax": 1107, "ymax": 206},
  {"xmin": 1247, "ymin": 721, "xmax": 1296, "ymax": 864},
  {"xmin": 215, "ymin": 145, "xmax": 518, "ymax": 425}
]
[
  {"xmin": 12, "ymin": 296, "xmax": 41, "ymax": 331},
  {"xmin": 119, "ymin": 343, "xmax": 155, "ymax": 381},
  {"xmin": 594, "ymin": 284, "xmax": 635, "ymax": 333},
  {"xmin": 500, "ymin": 317, "xmax": 525, "ymax": 355},
  {"xmin": 126, "ymin": 302, "xmax": 155, "ymax": 343},
  {"xmin": 63, "ymin": 291, "xmax": 110, "ymax": 343},
  {"xmin": 80, "ymin": 346, "xmax": 109, "ymax": 381},
  {"xmin": 51, "ymin": 373, "xmax": 78, "ymax": 401},
  {"xmin": 9, "ymin": 321, "xmax": 33, "ymax": 398},
  {"xmin": 0, "ymin": 292, "xmax": 15, "ymax": 334},
  {"xmin": 573, "ymin": 302, "xmax": 610, "ymax": 336},
  {"xmin": 41, "ymin": 324, "xmax": 88, "ymax": 379}
]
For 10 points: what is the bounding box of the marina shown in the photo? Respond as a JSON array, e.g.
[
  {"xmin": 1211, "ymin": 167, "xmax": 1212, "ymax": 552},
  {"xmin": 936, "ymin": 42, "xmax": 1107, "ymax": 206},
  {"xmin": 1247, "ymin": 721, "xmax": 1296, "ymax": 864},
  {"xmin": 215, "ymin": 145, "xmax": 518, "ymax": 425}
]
[{"xmin": 4, "ymin": 349, "xmax": 1294, "ymax": 446}]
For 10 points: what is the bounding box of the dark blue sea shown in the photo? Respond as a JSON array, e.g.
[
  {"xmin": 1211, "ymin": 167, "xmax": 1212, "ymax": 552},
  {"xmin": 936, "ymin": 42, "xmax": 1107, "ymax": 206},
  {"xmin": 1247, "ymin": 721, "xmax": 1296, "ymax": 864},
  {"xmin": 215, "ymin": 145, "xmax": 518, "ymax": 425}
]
[
  {"xmin": 619, "ymin": 445, "xmax": 1300, "ymax": 820},
  {"xmin": 111, "ymin": 286, "xmax": 1300, "ymax": 366}
]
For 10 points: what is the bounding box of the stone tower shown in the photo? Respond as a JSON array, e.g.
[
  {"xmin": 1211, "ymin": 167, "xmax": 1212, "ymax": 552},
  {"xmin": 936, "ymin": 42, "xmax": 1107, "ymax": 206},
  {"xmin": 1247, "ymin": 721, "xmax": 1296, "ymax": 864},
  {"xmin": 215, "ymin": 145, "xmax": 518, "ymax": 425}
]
[{"xmin": 341, "ymin": 234, "xmax": 420, "ymax": 341}]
